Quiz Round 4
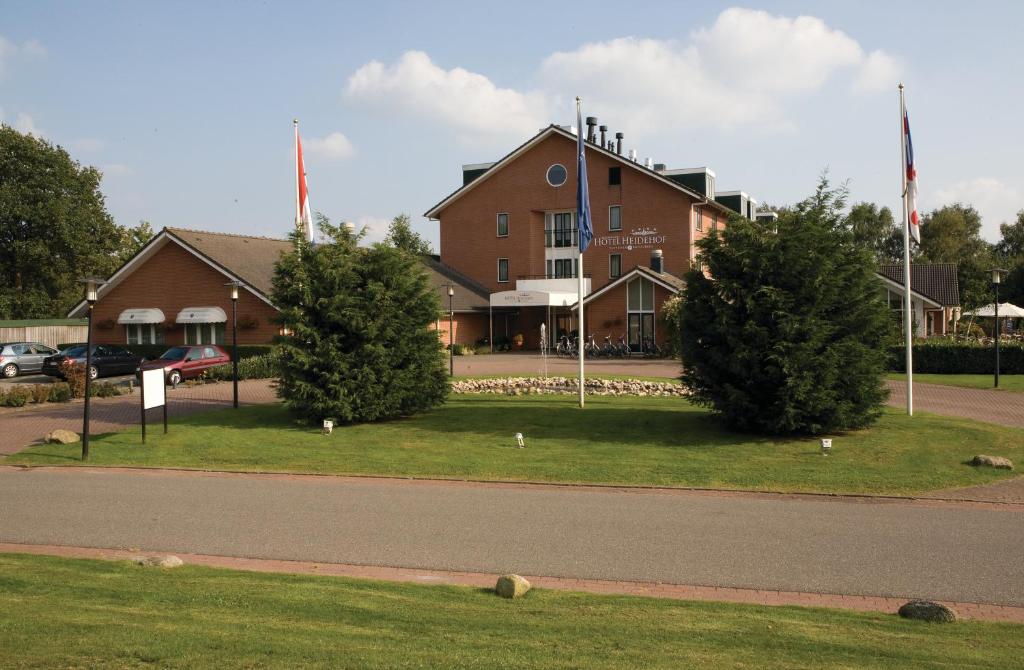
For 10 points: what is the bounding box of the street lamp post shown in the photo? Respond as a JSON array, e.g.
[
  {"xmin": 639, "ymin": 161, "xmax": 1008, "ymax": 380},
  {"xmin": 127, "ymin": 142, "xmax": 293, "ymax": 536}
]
[
  {"xmin": 80, "ymin": 277, "xmax": 106, "ymax": 461},
  {"xmin": 991, "ymin": 268, "xmax": 1006, "ymax": 388},
  {"xmin": 448, "ymin": 285, "xmax": 455, "ymax": 377},
  {"xmin": 225, "ymin": 281, "xmax": 241, "ymax": 408}
]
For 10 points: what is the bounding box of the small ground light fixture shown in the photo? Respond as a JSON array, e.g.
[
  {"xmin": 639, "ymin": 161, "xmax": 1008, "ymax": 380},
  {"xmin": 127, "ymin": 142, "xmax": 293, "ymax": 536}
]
[
  {"xmin": 515, "ymin": 432, "xmax": 525, "ymax": 448},
  {"xmin": 821, "ymin": 438, "xmax": 832, "ymax": 456},
  {"xmin": 323, "ymin": 419, "xmax": 334, "ymax": 435}
]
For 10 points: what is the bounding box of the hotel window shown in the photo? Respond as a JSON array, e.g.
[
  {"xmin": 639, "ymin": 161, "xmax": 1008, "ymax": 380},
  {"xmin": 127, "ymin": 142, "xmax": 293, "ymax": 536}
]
[
  {"xmin": 711, "ymin": 212, "xmax": 718, "ymax": 231},
  {"xmin": 608, "ymin": 167, "xmax": 621, "ymax": 185},
  {"xmin": 125, "ymin": 324, "xmax": 163, "ymax": 345},
  {"xmin": 553, "ymin": 258, "xmax": 577, "ymax": 278},
  {"xmin": 695, "ymin": 209, "xmax": 702, "ymax": 232},
  {"xmin": 184, "ymin": 323, "xmax": 225, "ymax": 345},
  {"xmin": 497, "ymin": 212, "xmax": 509, "ymax": 237},
  {"xmin": 609, "ymin": 254, "xmax": 622, "ymax": 279},
  {"xmin": 609, "ymin": 205, "xmax": 621, "ymax": 232},
  {"xmin": 497, "ymin": 258, "xmax": 509, "ymax": 283}
]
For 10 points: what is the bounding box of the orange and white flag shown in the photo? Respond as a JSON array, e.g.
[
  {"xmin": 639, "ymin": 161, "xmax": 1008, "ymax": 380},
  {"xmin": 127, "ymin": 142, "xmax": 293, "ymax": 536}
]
[{"xmin": 294, "ymin": 120, "xmax": 313, "ymax": 242}]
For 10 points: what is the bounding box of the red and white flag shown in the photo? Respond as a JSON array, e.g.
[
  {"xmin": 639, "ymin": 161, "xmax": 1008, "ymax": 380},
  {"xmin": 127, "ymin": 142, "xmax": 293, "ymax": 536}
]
[
  {"xmin": 902, "ymin": 106, "xmax": 920, "ymax": 243},
  {"xmin": 294, "ymin": 120, "xmax": 313, "ymax": 242}
]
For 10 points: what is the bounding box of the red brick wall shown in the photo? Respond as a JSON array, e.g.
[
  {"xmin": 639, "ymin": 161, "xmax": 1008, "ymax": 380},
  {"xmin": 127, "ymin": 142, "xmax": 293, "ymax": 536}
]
[
  {"xmin": 437, "ymin": 134, "xmax": 701, "ymax": 293},
  {"xmin": 92, "ymin": 240, "xmax": 280, "ymax": 345},
  {"xmin": 430, "ymin": 312, "xmax": 489, "ymax": 348},
  {"xmin": 583, "ymin": 280, "xmax": 675, "ymax": 348}
]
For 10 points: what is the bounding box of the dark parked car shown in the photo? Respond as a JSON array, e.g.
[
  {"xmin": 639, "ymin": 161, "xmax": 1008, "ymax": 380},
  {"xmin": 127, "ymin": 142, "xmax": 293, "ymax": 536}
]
[
  {"xmin": 42, "ymin": 344, "xmax": 143, "ymax": 380},
  {"xmin": 0, "ymin": 342, "xmax": 61, "ymax": 378},
  {"xmin": 138, "ymin": 345, "xmax": 231, "ymax": 385}
]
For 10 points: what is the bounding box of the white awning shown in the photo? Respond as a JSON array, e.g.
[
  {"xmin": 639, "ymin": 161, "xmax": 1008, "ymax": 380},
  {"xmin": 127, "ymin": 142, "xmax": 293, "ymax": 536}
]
[
  {"xmin": 175, "ymin": 306, "xmax": 227, "ymax": 324},
  {"xmin": 490, "ymin": 290, "xmax": 579, "ymax": 308},
  {"xmin": 117, "ymin": 308, "xmax": 165, "ymax": 324}
]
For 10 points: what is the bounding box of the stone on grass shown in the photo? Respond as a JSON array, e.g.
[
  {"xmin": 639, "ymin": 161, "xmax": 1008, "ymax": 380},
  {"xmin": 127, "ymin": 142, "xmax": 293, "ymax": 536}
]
[
  {"xmin": 495, "ymin": 574, "xmax": 531, "ymax": 599},
  {"xmin": 898, "ymin": 600, "xmax": 958, "ymax": 623},
  {"xmin": 44, "ymin": 429, "xmax": 80, "ymax": 444},
  {"xmin": 132, "ymin": 555, "xmax": 184, "ymax": 568},
  {"xmin": 969, "ymin": 455, "xmax": 1014, "ymax": 470}
]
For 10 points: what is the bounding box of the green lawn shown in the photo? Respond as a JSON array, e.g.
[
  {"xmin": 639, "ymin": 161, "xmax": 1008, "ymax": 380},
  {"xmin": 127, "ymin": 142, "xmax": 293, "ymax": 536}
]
[
  {"xmin": 888, "ymin": 373, "xmax": 1024, "ymax": 392},
  {"xmin": 8, "ymin": 395, "xmax": 1023, "ymax": 495},
  {"xmin": 1, "ymin": 553, "xmax": 1020, "ymax": 669}
]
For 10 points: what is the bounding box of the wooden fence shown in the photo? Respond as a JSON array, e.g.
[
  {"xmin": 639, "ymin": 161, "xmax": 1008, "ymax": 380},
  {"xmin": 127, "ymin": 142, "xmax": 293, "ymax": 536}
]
[{"xmin": 0, "ymin": 320, "xmax": 88, "ymax": 349}]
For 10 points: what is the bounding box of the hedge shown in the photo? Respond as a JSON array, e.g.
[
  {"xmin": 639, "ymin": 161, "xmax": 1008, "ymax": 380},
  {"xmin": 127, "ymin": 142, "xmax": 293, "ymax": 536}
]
[
  {"xmin": 888, "ymin": 342, "xmax": 1024, "ymax": 374},
  {"xmin": 56, "ymin": 343, "xmax": 275, "ymax": 361}
]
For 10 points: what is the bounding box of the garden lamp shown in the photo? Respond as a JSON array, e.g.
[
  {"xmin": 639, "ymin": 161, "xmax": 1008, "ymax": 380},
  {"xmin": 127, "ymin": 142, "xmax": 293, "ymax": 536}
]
[
  {"xmin": 79, "ymin": 277, "xmax": 107, "ymax": 461},
  {"xmin": 225, "ymin": 280, "xmax": 244, "ymax": 408},
  {"xmin": 991, "ymin": 268, "xmax": 1006, "ymax": 388}
]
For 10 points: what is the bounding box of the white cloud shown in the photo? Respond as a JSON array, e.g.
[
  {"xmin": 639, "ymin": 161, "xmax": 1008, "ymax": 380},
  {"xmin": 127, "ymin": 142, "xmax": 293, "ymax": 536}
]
[
  {"xmin": 0, "ymin": 35, "xmax": 45, "ymax": 76},
  {"xmin": 356, "ymin": 216, "xmax": 391, "ymax": 246},
  {"xmin": 934, "ymin": 177, "xmax": 1022, "ymax": 241},
  {"xmin": 346, "ymin": 50, "xmax": 549, "ymax": 141},
  {"xmin": 345, "ymin": 8, "xmax": 900, "ymax": 140},
  {"xmin": 13, "ymin": 112, "xmax": 43, "ymax": 136},
  {"xmin": 306, "ymin": 131, "xmax": 356, "ymax": 160}
]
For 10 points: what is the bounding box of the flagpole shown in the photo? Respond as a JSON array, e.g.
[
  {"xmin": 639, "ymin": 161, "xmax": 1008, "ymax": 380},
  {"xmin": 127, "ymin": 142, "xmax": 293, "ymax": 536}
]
[
  {"xmin": 576, "ymin": 97, "xmax": 585, "ymax": 409},
  {"xmin": 899, "ymin": 83, "xmax": 913, "ymax": 416},
  {"xmin": 294, "ymin": 119, "xmax": 301, "ymax": 235}
]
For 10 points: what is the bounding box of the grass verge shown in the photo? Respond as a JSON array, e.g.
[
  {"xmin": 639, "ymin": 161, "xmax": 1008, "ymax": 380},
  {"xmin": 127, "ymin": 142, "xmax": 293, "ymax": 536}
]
[
  {"xmin": 1, "ymin": 553, "xmax": 1020, "ymax": 669},
  {"xmin": 887, "ymin": 373, "xmax": 1024, "ymax": 392},
  {"xmin": 7, "ymin": 395, "xmax": 1023, "ymax": 495}
]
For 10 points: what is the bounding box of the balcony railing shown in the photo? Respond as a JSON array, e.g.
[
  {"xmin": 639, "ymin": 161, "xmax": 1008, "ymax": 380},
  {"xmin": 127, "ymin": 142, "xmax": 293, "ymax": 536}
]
[{"xmin": 517, "ymin": 274, "xmax": 593, "ymax": 281}]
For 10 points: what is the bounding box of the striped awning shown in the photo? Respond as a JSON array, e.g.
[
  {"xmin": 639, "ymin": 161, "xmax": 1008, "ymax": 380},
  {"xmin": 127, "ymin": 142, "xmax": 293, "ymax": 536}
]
[
  {"xmin": 117, "ymin": 308, "xmax": 165, "ymax": 324},
  {"xmin": 175, "ymin": 306, "xmax": 227, "ymax": 324}
]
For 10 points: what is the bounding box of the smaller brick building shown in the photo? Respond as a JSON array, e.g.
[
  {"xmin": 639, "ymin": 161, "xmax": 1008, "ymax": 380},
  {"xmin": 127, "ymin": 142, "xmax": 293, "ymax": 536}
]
[{"xmin": 68, "ymin": 227, "xmax": 489, "ymax": 348}]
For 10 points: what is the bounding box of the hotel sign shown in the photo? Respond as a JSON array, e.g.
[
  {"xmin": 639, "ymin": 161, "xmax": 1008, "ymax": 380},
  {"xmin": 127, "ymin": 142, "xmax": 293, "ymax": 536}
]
[{"xmin": 591, "ymin": 227, "xmax": 667, "ymax": 251}]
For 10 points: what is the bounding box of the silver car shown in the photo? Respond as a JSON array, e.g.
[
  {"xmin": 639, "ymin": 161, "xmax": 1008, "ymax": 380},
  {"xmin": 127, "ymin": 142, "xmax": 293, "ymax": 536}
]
[{"xmin": 0, "ymin": 342, "xmax": 60, "ymax": 378}]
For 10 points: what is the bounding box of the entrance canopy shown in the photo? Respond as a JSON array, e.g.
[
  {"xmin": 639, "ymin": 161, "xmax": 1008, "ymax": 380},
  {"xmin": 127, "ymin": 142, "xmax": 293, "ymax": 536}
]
[
  {"xmin": 969, "ymin": 302, "xmax": 1024, "ymax": 318},
  {"xmin": 175, "ymin": 306, "xmax": 227, "ymax": 323},
  {"xmin": 117, "ymin": 308, "xmax": 165, "ymax": 324},
  {"xmin": 490, "ymin": 290, "xmax": 578, "ymax": 308}
]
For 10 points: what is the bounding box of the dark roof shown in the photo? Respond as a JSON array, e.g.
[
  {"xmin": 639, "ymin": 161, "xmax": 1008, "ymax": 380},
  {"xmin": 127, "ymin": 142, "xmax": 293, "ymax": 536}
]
[
  {"xmin": 423, "ymin": 124, "xmax": 730, "ymax": 219},
  {"xmin": 166, "ymin": 228, "xmax": 293, "ymax": 298},
  {"xmin": 877, "ymin": 263, "xmax": 960, "ymax": 306},
  {"xmin": 420, "ymin": 256, "xmax": 491, "ymax": 311}
]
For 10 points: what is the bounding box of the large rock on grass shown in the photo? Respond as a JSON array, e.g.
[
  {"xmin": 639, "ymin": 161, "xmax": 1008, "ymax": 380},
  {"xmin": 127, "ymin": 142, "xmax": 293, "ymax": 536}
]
[
  {"xmin": 495, "ymin": 574, "xmax": 531, "ymax": 599},
  {"xmin": 132, "ymin": 555, "xmax": 184, "ymax": 568},
  {"xmin": 969, "ymin": 455, "xmax": 1014, "ymax": 470},
  {"xmin": 898, "ymin": 600, "xmax": 958, "ymax": 623},
  {"xmin": 44, "ymin": 429, "xmax": 79, "ymax": 444}
]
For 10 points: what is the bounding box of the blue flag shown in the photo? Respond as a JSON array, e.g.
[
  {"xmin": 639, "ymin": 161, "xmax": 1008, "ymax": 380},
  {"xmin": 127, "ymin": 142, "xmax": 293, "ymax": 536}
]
[{"xmin": 576, "ymin": 105, "xmax": 593, "ymax": 254}]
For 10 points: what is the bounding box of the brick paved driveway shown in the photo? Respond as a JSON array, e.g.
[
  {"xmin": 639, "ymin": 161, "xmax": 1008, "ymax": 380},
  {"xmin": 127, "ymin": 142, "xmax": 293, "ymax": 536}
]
[{"xmin": 0, "ymin": 380, "xmax": 277, "ymax": 455}]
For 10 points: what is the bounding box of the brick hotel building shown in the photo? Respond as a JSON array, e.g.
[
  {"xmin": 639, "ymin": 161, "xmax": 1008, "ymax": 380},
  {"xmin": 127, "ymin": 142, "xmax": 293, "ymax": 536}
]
[{"xmin": 425, "ymin": 118, "xmax": 767, "ymax": 350}]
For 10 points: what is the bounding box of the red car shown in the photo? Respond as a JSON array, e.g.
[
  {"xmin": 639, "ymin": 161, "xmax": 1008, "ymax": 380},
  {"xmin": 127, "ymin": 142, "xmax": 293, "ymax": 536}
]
[{"xmin": 139, "ymin": 345, "xmax": 231, "ymax": 385}]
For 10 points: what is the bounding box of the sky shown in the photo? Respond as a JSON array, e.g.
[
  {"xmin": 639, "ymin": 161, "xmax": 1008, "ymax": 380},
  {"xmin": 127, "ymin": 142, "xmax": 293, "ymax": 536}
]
[{"xmin": 2, "ymin": 1, "xmax": 1022, "ymax": 247}]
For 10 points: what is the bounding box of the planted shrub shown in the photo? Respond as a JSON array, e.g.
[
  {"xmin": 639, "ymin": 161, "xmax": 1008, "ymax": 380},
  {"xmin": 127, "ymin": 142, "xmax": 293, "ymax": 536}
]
[
  {"xmin": 889, "ymin": 341, "xmax": 1024, "ymax": 374},
  {"xmin": 3, "ymin": 386, "xmax": 31, "ymax": 407},
  {"xmin": 31, "ymin": 384, "xmax": 51, "ymax": 404},
  {"xmin": 48, "ymin": 382, "xmax": 72, "ymax": 402},
  {"xmin": 272, "ymin": 219, "xmax": 448, "ymax": 425},
  {"xmin": 207, "ymin": 352, "xmax": 280, "ymax": 381},
  {"xmin": 59, "ymin": 360, "xmax": 86, "ymax": 398},
  {"xmin": 681, "ymin": 179, "xmax": 889, "ymax": 434},
  {"xmin": 93, "ymin": 382, "xmax": 121, "ymax": 398}
]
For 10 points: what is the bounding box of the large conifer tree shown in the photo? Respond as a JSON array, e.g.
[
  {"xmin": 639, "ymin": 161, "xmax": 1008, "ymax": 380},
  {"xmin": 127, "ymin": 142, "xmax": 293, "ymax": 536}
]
[
  {"xmin": 681, "ymin": 180, "xmax": 890, "ymax": 434},
  {"xmin": 272, "ymin": 218, "xmax": 448, "ymax": 424}
]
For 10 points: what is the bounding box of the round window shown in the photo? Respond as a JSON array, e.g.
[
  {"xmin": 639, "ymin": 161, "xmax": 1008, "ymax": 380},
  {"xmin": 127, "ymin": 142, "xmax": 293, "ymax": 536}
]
[{"xmin": 546, "ymin": 163, "xmax": 567, "ymax": 187}]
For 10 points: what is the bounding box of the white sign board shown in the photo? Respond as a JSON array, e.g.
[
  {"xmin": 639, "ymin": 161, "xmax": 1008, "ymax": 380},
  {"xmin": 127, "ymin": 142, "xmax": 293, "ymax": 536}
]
[{"xmin": 142, "ymin": 368, "xmax": 166, "ymax": 410}]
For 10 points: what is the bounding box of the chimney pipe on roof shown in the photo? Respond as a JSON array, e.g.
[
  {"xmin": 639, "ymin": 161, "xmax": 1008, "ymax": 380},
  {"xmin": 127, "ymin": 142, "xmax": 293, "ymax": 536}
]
[
  {"xmin": 599, "ymin": 125, "xmax": 607, "ymax": 146},
  {"xmin": 644, "ymin": 157, "xmax": 654, "ymax": 169},
  {"xmin": 615, "ymin": 132, "xmax": 623, "ymax": 154},
  {"xmin": 628, "ymin": 149, "xmax": 637, "ymax": 162},
  {"xmin": 585, "ymin": 116, "xmax": 597, "ymax": 143},
  {"xmin": 651, "ymin": 249, "xmax": 663, "ymax": 274}
]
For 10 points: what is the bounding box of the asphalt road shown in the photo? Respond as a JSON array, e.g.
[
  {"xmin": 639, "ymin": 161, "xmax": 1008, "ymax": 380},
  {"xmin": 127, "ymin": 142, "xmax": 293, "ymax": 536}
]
[{"xmin": 1, "ymin": 467, "xmax": 1021, "ymax": 607}]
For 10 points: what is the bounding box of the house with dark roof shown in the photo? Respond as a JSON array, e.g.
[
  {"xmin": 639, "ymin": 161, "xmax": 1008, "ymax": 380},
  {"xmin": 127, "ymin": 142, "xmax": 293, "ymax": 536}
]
[
  {"xmin": 875, "ymin": 263, "xmax": 960, "ymax": 337},
  {"xmin": 68, "ymin": 227, "xmax": 490, "ymax": 348},
  {"xmin": 424, "ymin": 117, "xmax": 759, "ymax": 350}
]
